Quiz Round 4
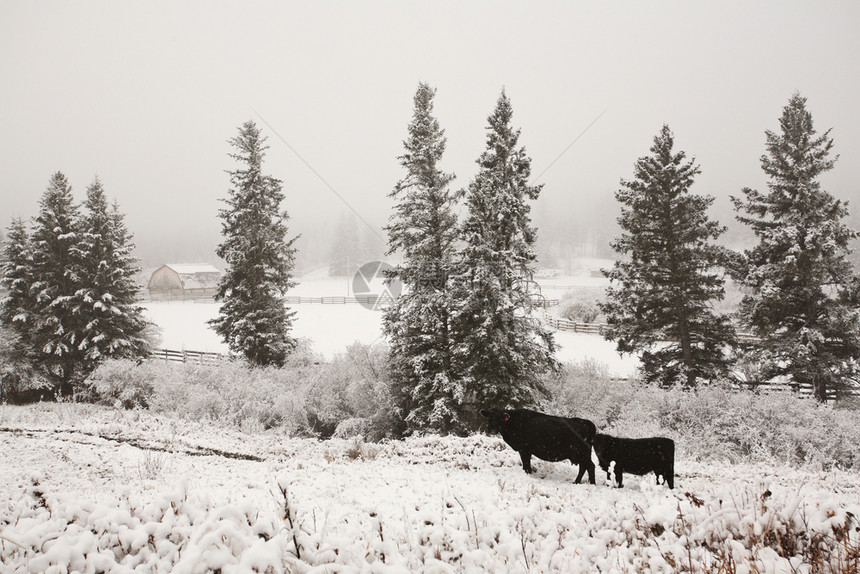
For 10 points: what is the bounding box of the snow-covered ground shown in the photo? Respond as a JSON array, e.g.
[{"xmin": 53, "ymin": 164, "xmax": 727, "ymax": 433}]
[
  {"xmin": 143, "ymin": 269, "xmax": 640, "ymax": 376},
  {"xmin": 143, "ymin": 301, "xmax": 384, "ymax": 361},
  {"xmin": 2, "ymin": 404, "xmax": 858, "ymax": 573}
]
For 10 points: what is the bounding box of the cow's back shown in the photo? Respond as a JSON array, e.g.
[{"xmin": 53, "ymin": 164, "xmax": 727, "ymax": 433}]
[
  {"xmin": 621, "ymin": 437, "xmax": 672, "ymax": 473},
  {"xmin": 501, "ymin": 410, "xmax": 594, "ymax": 462}
]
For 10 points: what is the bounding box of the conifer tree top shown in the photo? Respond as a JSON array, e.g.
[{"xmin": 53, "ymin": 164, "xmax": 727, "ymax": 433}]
[
  {"xmin": 761, "ymin": 93, "xmax": 837, "ymax": 202},
  {"xmin": 229, "ymin": 121, "xmax": 269, "ymax": 170}
]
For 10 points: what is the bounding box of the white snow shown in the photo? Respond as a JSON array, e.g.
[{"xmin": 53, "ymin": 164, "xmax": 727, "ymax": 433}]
[
  {"xmin": 142, "ymin": 301, "xmax": 384, "ymax": 360},
  {"xmin": 144, "ymin": 300, "xmax": 636, "ymax": 375},
  {"xmin": 143, "ymin": 271, "xmax": 639, "ymax": 375},
  {"xmin": 1, "ymin": 404, "xmax": 858, "ymax": 572}
]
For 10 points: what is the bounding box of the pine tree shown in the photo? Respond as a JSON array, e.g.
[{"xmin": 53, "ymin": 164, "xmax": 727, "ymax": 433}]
[
  {"xmin": 1, "ymin": 219, "xmax": 44, "ymax": 399},
  {"xmin": 209, "ymin": 121, "xmax": 298, "ymax": 367},
  {"xmin": 450, "ymin": 89, "xmax": 557, "ymax": 426},
  {"xmin": 359, "ymin": 225, "xmax": 385, "ymax": 267},
  {"xmin": 1, "ymin": 218, "xmax": 36, "ymax": 337},
  {"xmin": 70, "ymin": 178, "xmax": 152, "ymax": 374},
  {"xmin": 1, "ymin": 217, "xmax": 39, "ymax": 386},
  {"xmin": 732, "ymin": 94, "xmax": 860, "ymax": 402},
  {"xmin": 383, "ymin": 82, "xmax": 461, "ymax": 434},
  {"xmin": 328, "ymin": 212, "xmax": 360, "ymax": 277},
  {"xmin": 601, "ymin": 125, "xmax": 734, "ymax": 387},
  {"xmin": 29, "ymin": 172, "xmax": 84, "ymax": 394}
]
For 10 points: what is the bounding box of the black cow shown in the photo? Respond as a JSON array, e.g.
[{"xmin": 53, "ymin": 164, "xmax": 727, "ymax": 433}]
[
  {"xmin": 479, "ymin": 408, "xmax": 596, "ymax": 484},
  {"xmin": 592, "ymin": 433, "xmax": 675, "ymax": 489}
]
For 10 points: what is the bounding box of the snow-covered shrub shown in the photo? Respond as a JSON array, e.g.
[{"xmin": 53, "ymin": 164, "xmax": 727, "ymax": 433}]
[
  {"xmin": 147, "ymin": 355, "xmax": 319, "ymax": 434},
  {"xmin": 656, "ymin": 385, "xmax": 860, "ymax": 469},
  {"xmin": 333, "ymin": 417, "xmax": 371, "ymax": 439},
  {"xmin": 84, "ymin": 358, "xmax": 164, "ymax": 408},
  {"xmin": 557, "ymin": 291, "xmax": 604, "ymax": 323},
  {"xmin": 549, "ymin": 364, "xmax": 860, "ymax": 469},
  {"xmin": 343, "ymin": 436, "xmax": 380, "ymax": 460},
  {"xmin": 302, "ymin": 342, "xmax": 399, "ymax": 440},
  {"xmin": 86, "ymin": 342, "xmax": 399, "ymax": 439},
  {"xmin": 546, "ymin": 359, "xmax": 658, "ymax": 430}
]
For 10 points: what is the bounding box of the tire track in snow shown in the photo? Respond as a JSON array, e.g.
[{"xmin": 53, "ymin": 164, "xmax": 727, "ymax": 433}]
[{"xmin": 0, "ymin": 426, "xmax": 264, "ymax": 461}]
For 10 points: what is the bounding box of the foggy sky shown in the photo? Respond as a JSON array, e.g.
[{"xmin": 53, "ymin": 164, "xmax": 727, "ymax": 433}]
[{"xmin": 2, "ymin": 1, "xmax": 859, "ymax": 270}]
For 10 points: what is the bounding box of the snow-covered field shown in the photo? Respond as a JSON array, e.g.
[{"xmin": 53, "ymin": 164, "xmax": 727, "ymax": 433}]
[
  {"xmin": 2, "ymin": 404, "xmax": 858, "ymax": 573},
  {"xmin": 143, "ymin": 301, "xmax": 384, "ymax": 361},
  {"xmin": 143, "ymin": 268, "xmax": 640, "ymax": 376},
  {"xmin": 34, "ymin": 267, "xmax": 846, "ymax": 571}
]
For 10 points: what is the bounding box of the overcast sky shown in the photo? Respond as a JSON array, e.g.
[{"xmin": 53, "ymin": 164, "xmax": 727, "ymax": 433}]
[{"xmin": 2, "ymin": 1, "xmax": 858, "ymax": 267}]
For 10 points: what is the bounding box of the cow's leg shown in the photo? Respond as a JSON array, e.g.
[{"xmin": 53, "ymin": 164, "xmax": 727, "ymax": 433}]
[
  {"xmin": 614, "ymin": 467, "xmax": 624, "ymax": 488},
  {"xmin": 572, "ymin": 457, "xmax": 596, "ymax": 484},
  {"xmin": 519, "ymin": 451, "xmax": 533, "ymax": 474},
  {"xmin": 573, "ymin": 462, "xmax": 586, "ymax": 484}
]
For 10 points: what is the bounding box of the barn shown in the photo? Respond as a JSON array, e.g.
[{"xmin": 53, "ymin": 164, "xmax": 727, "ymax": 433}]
[{"xmin": 147, "ymin": 263, "xmax": 221, "ymax": 300}]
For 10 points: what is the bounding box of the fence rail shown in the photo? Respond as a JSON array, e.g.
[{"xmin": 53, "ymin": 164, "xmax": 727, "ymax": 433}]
[
  {"xmin": 734, "ymin": 379, "xmax": 859, "ymax": 399},
  {"xmin": 283, "ymin": 295, "xmax": 386, "ymax": 305},
  {"xmin": 151, "ymin": 348, "xmax": 227, "ymax": 366},
  {"xmin": 543, "ymin": 316, "xmax": 607, "ymax": 335},
  {"xmin": 543, "ymin": 317, "xmax": 856, "ymax": 399},
  {"xmin": 543, "ymin": 315, "xmax": 761, "ymax": 343}
]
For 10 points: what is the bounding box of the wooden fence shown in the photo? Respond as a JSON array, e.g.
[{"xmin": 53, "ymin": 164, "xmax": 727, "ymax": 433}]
[
  {"xmin": 284, "ymin": 295, "xmax": 382, "ymax": 305},
  {"xmin": 542, "ymin": 317, "xmax": 856, "ymax": 399},
  {"xmin": 151, "ymin": 348, "xmax": 226, "ymax": 366},
  {"xmin": 142, "ymin": 293, "xmax": 216, "ymax": 303},
  {"xmin": 543, "ymin": 316, "xmax": 607, "ymax": 335},
  {"xmin": 544, "ymin": 315, "xmax": 760, "ymax": 343},
  {"xmin": 282, "ymin": 295, "xmax": 560, "ymax": 307},
  {"xmin": 734, "ymin": 379, "xmax": 858, "ymax": 400}
]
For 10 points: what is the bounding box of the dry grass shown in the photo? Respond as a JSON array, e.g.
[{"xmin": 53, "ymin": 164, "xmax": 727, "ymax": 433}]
[{"xmin": 664, "ymin": 489, "xmax": 860, "ymax": 573}]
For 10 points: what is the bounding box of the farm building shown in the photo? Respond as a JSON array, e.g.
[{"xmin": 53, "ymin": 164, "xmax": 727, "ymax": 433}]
[{"xmin": 147, "ymin": 263, "xmax": 221, "ymax": 300}]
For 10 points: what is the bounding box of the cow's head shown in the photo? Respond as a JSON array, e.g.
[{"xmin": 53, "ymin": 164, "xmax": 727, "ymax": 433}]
[
  {"xmin": 479, "ymin": 408, "xmax": 511, "ymax": 435},
  {"xmin": 592, "ymin": 433, "xmax": 611, "ymax": 467}
]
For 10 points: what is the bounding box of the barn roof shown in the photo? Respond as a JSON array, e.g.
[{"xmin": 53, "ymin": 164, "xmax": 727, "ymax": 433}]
[
  {"xmin": 148, "ymin": 263, "xmax": 221, "ymax": 292},
  {"xmin": 164, "ymin": 263, "xmax": 220, "ymax": 275}
]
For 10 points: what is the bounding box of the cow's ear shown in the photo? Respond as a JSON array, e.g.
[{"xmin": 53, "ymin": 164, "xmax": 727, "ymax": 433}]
[
  {"xmin": 479, "ymin": 409, "xmax": 489, "ymax": 418},
  {"xmin": 503, "ymin": 412, "xmax": 511, "ymax": 422}
]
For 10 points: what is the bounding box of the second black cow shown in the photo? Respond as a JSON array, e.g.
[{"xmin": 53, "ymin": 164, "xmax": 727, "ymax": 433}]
[
  {"xmin": 592, "ymin": 433, "xmax": 675, "ymax": 489},
  {"xmin": 480, "ymin": 408, "xmax": 596, "ymax": 484}
]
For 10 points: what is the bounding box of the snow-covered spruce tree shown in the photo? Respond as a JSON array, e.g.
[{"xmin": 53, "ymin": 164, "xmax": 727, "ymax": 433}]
[
  {"xmin": 209, "ymin": 121, "xmax": 298, "ymax": 367},
  {"xmin": 0, "ymin": 217, "xmax": 42, "ymax": 396},
  {"xmin": 601, "ymin": 125, "xmax": 735, "ymax": 388},
  {"xmin": 69, "ymin": 178, "xmax": 152, "ymax": 375},
  {"xmin": 383, "ymin": 82, "xmax": 461, "ymax": 435},
  {"xmin": 731, "ymin": 93, "xmax": 860, "ymax": 402},
  {"xmin": 1, "ymin": 217, "xmax": 36, "ymax": 341},
  {"xmin": 450, "ymin": 90, "xmax": 557, "ymax": 427},
  {"xmin": 28, "ymin": 172, "xmax": 85, "ymax": 395}
]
